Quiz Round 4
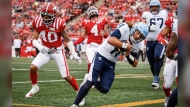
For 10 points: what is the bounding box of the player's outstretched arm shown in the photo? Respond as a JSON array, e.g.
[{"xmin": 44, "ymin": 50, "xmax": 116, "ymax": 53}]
[
  {"xmin": 74, "ymin": 26, "xmax": 86, "ymax": 45},
  {"xmin": 166, "ymin": 32, "xmax": 178, "ymax": 60},
  {"xmin": 157, "ymin": 26, "xmax": 170, "ymax": 46}
]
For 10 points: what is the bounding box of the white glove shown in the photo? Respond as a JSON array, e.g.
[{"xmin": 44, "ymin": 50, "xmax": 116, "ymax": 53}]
[
  {"xmin": 149, "ymin": 25, "xmax": 158, "ymax": 31},
  {"xmin": 40, "ymin": 46, "xmax": 49, "ymax": 54},
  {"xmin": 72, "ymin": 52, "xmax": 82, "ymax": 65}
]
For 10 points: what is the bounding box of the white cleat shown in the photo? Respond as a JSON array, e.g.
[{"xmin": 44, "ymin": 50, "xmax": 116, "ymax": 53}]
[
  {"xmin": 151, "ymin": 82, "xmax": 159, "ymax": 89},
  {"xmin": 71, "ymin": 104, "xmax": 78, "ymax": 107},
  {"xmin": 79, "ymin": 98, "xmax": 85, "ymax": 106},
  {"xmin": 25, "ymin": 85, "xmax": 39, "ymax": 98},
  {"xmin": 164, "ymin": 97, "xmax": 169, "ymax": 107}
]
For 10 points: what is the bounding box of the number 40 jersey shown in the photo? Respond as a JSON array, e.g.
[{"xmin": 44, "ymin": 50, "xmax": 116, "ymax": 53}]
[
  {"xmin": 32, "ymin": 16, "xmax": 66, "ymax": 48},
  {"xmin": 142, "ymin": 10, "xmax": 168, "ymax": 41}
]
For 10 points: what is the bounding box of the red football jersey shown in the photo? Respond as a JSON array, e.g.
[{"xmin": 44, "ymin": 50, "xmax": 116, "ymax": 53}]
[
  {"xmin": 32, "ymin": 16, "xmax": 66, "ymax": 48},
  {"xmin": 81, "ymin": 17, "xmax": 108, "ymax": 44}
]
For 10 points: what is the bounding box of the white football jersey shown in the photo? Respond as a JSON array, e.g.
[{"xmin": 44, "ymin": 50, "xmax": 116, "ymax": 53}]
[
  {"xmin": 98, "ymin": 22, "xmax": 130, "ymax": 63},
  {"xmin": 142, "ymin": 10, "xmax": 168, "ymax": 41},
  {"xmin": 172, "ymin": 18, "xmax": 178, "ymax": 37}
]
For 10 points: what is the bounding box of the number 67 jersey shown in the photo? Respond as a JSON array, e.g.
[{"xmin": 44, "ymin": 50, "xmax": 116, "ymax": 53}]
[
  {"xmin": 32, "ymin": 16, "xmax": 66, "ymax": 48},
  {"xmin": 142, "ymin": 10, "xmax": 168, "ymax": 41}
]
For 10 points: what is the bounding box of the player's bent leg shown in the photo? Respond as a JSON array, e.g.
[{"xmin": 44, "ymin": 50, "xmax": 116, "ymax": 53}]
[
  {"xmin": 95, "ymin": 60, "xmax": 115, "ymax": 94},
  {"xmin": 73, "ymin": 80, "xmax": 95, "ymax": 106},
  {"xmin": 26, "ymin": 64, "xmax": 39, "ymax": 98},
  {"xmin": 26, "ymin": 53, "xmax": 51, "ymax": 98}
]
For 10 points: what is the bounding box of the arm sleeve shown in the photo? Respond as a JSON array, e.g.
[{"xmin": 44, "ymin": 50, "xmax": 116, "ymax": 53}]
[{"xmin": 110, "ymin": 29, "xmax": 121, "ymax": 39}]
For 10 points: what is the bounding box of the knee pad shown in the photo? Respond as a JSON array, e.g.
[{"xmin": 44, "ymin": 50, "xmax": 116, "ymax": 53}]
[
  {"xmin": 100, "ymin": 87, "xmax": 109, "ymax": 94},
  {"xmin": 163, "ymin": 83, "xmax": 172, "ymax": 89}
]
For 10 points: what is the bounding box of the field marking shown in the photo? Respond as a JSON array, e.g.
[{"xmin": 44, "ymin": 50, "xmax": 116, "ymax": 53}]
[
  {"xmin": 12, "ymin": 103, "xmax": 57, "ymax": 107},
  {"xmin": 98, "ymin": 99, "xmax": 164, "ymax": 107},
  {"xmin": 12, "ymin": 75, "xmax": 153, "ymax": 84},
  {"xmin": 12, "ymin": 67, "xmax": 150, "ymax": 71}
]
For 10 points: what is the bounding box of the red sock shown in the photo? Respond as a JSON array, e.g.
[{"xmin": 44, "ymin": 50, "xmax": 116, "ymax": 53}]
[
  {"xmin": 176, "ymin": 77, "xmax": 178, "ymax": 86},
  {"xmin": 162, "ymin": 85, "xmax": 171, "ymax": 97},
  {"xmin": 68, "ymin": 77, "xmax": 79, "ymax": 91},
  {"xmin": 87, "ymin": 63, "xmax": 91, "ymax": 73},
  {"xmin": 30, "ymin": 72, "xmax": 38, "ymax": 84}
]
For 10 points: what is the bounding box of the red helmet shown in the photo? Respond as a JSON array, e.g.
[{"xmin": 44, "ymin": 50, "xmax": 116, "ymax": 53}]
[{"xmin": 40, "ymin": 2, "xmax": 57, "ymax": 25}]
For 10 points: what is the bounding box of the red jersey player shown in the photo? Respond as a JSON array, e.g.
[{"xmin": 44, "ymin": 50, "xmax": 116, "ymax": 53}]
[
  {"xmin": 25, "ymin": 2, "xmax": 84, "ymax": 106},
  {"xmin": 157, "ymin": 11, "xmax": 178, "ymax": 107},
  {"xmin": 74, "ymin": 6, "xmax": 109, "ymax": 87}
]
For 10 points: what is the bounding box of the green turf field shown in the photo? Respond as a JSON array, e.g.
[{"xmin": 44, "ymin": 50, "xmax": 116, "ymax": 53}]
[{"xmin": 12, "ymin": 57, "xmax": 176, "ymax": 107}]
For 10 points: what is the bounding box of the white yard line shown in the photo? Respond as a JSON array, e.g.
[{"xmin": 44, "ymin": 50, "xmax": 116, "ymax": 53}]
[{"xmin": 12, "ymin": 75, "xmax": 153, "ymax": 84}]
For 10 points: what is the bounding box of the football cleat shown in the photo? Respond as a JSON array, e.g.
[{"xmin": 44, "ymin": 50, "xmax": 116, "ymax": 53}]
[
  {"xmin": 151, "ymin": 82, "xmax": 159, "ymax": 89},
  {"xmin": 79, "ymin": 98, "xmax": 85, "ymax": 106},
  {"xmin": 25, "ymin": 85, "xmax": 39, "ymax": 98}
]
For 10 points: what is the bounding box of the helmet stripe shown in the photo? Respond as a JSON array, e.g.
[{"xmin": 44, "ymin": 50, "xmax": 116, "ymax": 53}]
[{"xmin": 46, "ymin": 2, "xmax": 50, "ymax": 12}]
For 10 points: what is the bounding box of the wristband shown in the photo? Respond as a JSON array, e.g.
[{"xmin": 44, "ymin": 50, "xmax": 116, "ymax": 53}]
[
  {"xmin": 121, "ymin": 43, "xmax": 127, "ymax": 49},
  {"xmin": 126, "ymin": 54, "xmax": 135, "ymax": 64}
]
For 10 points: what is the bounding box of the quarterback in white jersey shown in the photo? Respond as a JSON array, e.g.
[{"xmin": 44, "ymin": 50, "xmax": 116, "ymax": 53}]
[
  {"xmin": 141, "ymin": 0, "xmax": 168, "ymax": 89},
  {"xmin": 71, "ymin": 22, "xmax": 149, "ymax": 107}
]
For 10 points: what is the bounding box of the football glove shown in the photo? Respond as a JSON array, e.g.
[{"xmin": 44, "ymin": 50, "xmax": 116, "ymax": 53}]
[
  {"xmin": 40, "ymin": 46, "xmax": 49, "ymax": 54},
  {"xmin": 157, "ymin": 34, "xmax": 168, "ymax": 46}
]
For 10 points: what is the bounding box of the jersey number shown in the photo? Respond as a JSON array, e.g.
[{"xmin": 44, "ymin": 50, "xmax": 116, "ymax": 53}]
[
  {"xmin": 91, "ymin": 25, "xmax": 98, "ymax": 36},
  {"xmin": 39, "ymin": 31, "xmax": 58, "ymax": 43},
  {"xmin": 150, "ymin": 18, "xmax": 163, "ymax": 28}
]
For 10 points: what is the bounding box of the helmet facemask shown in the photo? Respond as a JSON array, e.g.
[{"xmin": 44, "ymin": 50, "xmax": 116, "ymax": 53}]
[
  {"xmin": 86, "ymin": 6, "xmax": 98, "ymax": 18},
  {"xmin": 41, "ymin": 12, "xmax": 56, "ymax": 25},
  {"xmin": 129, "ymin": 30, "xmax": 145, "ymax": 44},
  {"xmin": 150, "ymin": 6, "xmax": 160, "ymax": 15}
]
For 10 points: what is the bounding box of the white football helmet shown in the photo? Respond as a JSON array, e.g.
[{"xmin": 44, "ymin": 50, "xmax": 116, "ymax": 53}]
[{"xmin": 86, "ymin": 6, "xmax": 98, "ymax": 18}]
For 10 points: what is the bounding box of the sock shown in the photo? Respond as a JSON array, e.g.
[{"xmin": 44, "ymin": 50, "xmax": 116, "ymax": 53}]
[
  {"xmin": 154, "ymin": 58, "xmax": 163, "ymax": 77},
  {"xmin": 87, "ymin": 63, "xmax": 91, "ymax": 73},
  {"xmin": 74, "ymin": 80, "xmax": 94, "ymax": 105},
  {"xmin": 30, "ymin": 72, "xmax": 38, "ymax": 84},
  {"xmin": 68, "ymin": 77, "xmax": 79, "ymax": 91},
  {"xmin": 176, "ymin": 77, "xmax": 178, "ymax": 86},
  {"xmin": 162, "ymin": 85, "xmax": 171, "ymax": 97}
]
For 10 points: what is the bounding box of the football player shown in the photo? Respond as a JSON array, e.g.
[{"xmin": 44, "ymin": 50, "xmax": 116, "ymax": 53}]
[
  {"xmin": 25, "ymin": 2, "xmax": 85, "ymax": 106},
  {"xmin": 157, "ymin": 11, "xmax": 178, "ymax": 106},
  {"xmin": 73, "ymin": 6, "xmax": 109, "ymax": 87},
  {"xmin": 71, "ymin": 22, "xmax": 149, "ymax": 107},
  {"xmin": 141, "ymin": 0, "xmax": 168, "ymax": 89}
]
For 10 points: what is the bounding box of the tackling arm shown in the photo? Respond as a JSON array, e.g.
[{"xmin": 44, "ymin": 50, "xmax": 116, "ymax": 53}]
[
  {"xmin": 108, "ymin": 37, "xmax": 131, "ymax": 51},
  {"xmin": 157, "ymin": 26, "xmax": 170, "ymax": 46},
  {"xmin": 103, "ymin": 23, "xmax": 109, "ymax": 38},
  {"xmin": 166, "ymin": 32, "xmax": 178, "ymax": 60}
]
